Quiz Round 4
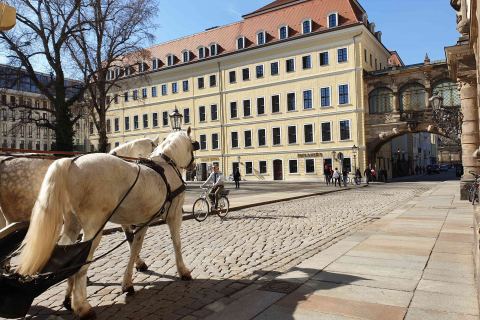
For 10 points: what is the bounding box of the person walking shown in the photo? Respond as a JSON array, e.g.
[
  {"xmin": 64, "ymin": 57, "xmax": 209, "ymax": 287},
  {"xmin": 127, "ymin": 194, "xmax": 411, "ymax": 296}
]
[
  {"xmin": 342, "ymin": 168, "xmax": 349, "ymax": 187},
  {"xmin": 364, "ymin": 167, "xmax": 372, "ymax": 185},
  {"xmin": 324, "ymin": 165, "xmax": 331, "ymax": 185},
  {"xmin": 355, "ymin": 168, "xmax": 362, "ymax": 185},
  {"xmin": 233, "ymin": 168, "xmax": 241, "ymax": 189},
  {"xmin": 332, "ymin": 168, "xmax": 341, "ymax": 187}
]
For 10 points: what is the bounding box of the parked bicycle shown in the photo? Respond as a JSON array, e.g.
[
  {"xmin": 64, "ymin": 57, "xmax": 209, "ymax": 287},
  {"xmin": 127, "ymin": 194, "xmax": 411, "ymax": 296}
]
[
  {"xmin": 467, "ymin": 171, "xmax": 480, "ymax": 205},
  {"xmin": 192, "ymin": 187, "xmax": 230, "ymax": 221}
]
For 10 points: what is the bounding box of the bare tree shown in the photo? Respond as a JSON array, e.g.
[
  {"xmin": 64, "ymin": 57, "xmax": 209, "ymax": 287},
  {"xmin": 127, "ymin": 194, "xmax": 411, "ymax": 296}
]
[
  {"xmin": 0, "ymin": 0, "xmax": 88, "ymax": 151},
  {"xmin": 69, "ymin": 0, "xmax": 157, "ymax": 152}
]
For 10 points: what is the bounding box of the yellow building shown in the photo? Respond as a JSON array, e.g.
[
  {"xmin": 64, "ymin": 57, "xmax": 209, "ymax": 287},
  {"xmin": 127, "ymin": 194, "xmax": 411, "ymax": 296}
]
[{"xmin": 90, "ymin": 0, "xmax": 394, "ymax": 181}]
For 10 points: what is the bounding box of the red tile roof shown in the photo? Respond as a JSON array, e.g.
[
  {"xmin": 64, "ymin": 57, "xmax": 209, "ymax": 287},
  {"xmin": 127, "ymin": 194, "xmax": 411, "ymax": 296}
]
[{"xmin": 140, "ymin": 0, "xmax": 365, "ymax": 70}]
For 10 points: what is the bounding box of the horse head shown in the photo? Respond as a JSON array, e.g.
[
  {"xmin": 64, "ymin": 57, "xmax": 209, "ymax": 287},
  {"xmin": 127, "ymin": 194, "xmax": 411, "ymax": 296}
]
[{"xmin": 150, "ymin": 127, "xmax": 198, "ymax": 170}]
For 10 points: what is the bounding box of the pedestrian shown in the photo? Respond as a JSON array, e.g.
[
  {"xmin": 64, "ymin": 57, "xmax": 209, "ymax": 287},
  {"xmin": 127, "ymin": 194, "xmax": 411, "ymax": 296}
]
[
  {"xmin": 332, "ymin": 168, "xmax": 341, "ymax": 187},
  {"xmin": 324, "ymin": 165, "xmax": 331, "ymax": 185},
  {"xmin": 355, "ymin": 168, "xmax": 362, "ymax": 185},
  {"xmin": 364, "ymin": 167, "xmax": 372, "ymax": 185},
  {"xmin": 342, "ymin": 168, "xmax": 349, "ymax": 187},
  {"xmin": 233, "ymin": 167, "xmax": 241, "ymax": 189}
]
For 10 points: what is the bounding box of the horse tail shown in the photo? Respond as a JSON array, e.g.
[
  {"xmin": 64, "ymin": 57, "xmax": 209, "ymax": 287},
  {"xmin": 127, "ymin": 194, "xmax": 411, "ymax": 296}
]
[{"xmin": 18, "ymin": 158, "xmax": 73, "ymax": 276}]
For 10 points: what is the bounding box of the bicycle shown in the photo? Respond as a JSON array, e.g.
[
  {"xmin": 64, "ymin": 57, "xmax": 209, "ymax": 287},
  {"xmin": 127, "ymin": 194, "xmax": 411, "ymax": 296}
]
[
  {"xmin": 192, "ymin": 187, "xmax": 230, "ymax": 221},
  {"xmin": 466, "ymin": 171, "xmax": 480, "ymax": 205}
]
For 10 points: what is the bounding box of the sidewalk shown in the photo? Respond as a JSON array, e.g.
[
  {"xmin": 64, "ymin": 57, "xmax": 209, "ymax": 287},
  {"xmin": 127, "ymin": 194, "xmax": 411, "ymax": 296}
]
[{"xmin": 202, "ymin": 181, "xmax": 479, "ymax": 320}]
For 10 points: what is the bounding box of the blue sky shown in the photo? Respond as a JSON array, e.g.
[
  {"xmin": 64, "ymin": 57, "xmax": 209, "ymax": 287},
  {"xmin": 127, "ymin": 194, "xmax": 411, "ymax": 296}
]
[{"xmin": 153, "ymin": 0, "xmax": 459, "ymax": 65}]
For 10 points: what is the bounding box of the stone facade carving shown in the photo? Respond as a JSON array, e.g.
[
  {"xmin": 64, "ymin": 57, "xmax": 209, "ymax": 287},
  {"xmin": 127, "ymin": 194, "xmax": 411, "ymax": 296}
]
[{"xmin": 452, "ymin": 0, "xmax": 471, "ymax": 36}]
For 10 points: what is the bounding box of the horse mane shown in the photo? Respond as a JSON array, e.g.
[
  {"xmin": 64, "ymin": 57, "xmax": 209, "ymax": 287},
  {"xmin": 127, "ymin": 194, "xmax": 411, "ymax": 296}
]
[
  {"xmin": 152, "ymin": 131, "xmax": 191, "ymax": 167},
  {"xmin": 109, "ymin": 138, "xmax": 153, "ymax": 157}
]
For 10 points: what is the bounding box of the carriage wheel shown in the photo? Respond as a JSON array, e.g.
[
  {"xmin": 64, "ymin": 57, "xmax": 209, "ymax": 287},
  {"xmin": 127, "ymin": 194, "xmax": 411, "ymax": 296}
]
[
  {"xmin": 193, "ymin": 198, "xmax": 209, "ymax": 222},
  {"xmin": 216, "ymin": 196, "xmax": 230, "ymax": 218}
]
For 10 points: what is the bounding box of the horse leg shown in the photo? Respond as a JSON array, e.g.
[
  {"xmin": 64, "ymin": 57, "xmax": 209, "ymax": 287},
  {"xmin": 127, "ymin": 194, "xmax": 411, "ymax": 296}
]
[
  {"xmin": 166, "ymin": 203, "xmax": 191, "ymax": 280},
  {"xmin": 71, "ymin": 232, "xmax": 102, "ymax": 320},
  {"xmin": 122, "ymin": 225, "xmax": 148, "ymax": 272},
  {"xmin": 121, "ymin": 227, "xmax": 148, "ymax": 295}
]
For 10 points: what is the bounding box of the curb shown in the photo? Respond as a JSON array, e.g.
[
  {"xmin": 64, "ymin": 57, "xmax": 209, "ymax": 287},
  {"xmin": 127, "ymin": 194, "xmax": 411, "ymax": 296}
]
[{"xmin": 102, "ymin": 184, "xmax": 368, "ymax": 236}]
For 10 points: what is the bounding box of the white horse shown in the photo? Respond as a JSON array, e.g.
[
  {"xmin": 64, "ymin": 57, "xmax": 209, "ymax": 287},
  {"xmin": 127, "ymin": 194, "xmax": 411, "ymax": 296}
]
[{"xmin": 17, "ymin": 130, "xmax": 195, "ymax": 319}]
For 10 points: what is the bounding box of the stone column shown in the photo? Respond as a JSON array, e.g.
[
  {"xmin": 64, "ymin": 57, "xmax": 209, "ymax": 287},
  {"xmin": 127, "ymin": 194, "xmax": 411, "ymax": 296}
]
[
  {"xmin": 459, "ymin": 80, "xmax": 480, "ymax": 199},
  {"xmin": 392, "ymin": 89, "xmax": 400, "ymax": 113}
]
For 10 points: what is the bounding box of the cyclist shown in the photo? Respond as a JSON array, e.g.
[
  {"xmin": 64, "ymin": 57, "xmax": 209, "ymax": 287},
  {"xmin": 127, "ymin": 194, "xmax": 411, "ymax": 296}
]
[{"xmin": 201, "ymin": 164, "xmax": 224, "ymax": 209}]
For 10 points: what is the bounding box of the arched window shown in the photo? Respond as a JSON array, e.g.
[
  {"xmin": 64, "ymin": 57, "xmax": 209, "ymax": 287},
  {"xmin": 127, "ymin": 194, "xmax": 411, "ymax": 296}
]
[
  {"xmin": 328, "ymin": 13, "xmax": 338, "ymax": 28},
  {"xmin": 279, "ymin": 25, "xmax": 289, "ymax": 39},
  {"xmin": 400, "ymin": 83, "xmax": 426, "ymax": 111},
  {"xmin": 182, "ymin": 50, "xmax": 190, "ymax": 63},
  {"xmin": 209, "ymin": 43, "xmax": 218, "ymax": 56},
  {"xmin": 369, "ymin": 88, "xmax": 393, "ymax": 114},
  {"xmin": 166, "ymin": 54, "xmax": 175, "ymax": 66},
  {"xmin": 237, "ymin": 36, "xmax": 246, "ymax": 50},
  {"xmin": 256, "ymin": 31, "xmax": 266, "ymax": 45},
  {"xmin": 302, "ymin": 19, "xmax": 312, "ymax": 34},
  {"xmin": 433, "ymin": 80, "xmax": 460, "ymax": 108},
  {"xmin": 198, "ymin": 46, "xmax": 206, "ymax": 59}
]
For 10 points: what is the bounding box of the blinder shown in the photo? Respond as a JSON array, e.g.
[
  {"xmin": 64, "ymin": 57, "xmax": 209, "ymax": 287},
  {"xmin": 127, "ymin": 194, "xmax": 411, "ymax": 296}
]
[{"xmin": 192, "ymin": 141, "xmax": 200, "ymax": 151}]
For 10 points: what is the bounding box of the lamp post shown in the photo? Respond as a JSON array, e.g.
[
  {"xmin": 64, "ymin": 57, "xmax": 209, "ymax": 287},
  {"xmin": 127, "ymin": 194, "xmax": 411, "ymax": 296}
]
[
  {"xmin": 429, "ymin": 94, "xmax": 444, "ymax": 110},
  {"xmin": 0, "ymin": 3, "xmax": 16, "ymax": 31},
  {"xmin": 351, "ymin": 145, "xmax": 358, "ymax": 172},
  {"xmin": 169, "ymin": 107, "xmax": 183, "ymax": 131}
]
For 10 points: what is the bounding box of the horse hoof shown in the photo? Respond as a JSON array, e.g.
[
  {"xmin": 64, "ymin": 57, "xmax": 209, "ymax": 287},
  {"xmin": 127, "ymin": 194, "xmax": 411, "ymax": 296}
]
[
  {"xmin": 63, "ymin": 297, "xmax": 72, "ymax": 311},
  {"xmin": 79, "ymin": 309, "xmax": 96, "ymax": 320},
  {"xmin": 181, "ymin": 274, "xmax": 193, "ymax": 281},
  {"xmin": 122, "ymin": 286, "xmax": 135, "ymax": 296},
  {"xmin": 136, "ymin": 262, "xmax": 149, "ymax": 272}
]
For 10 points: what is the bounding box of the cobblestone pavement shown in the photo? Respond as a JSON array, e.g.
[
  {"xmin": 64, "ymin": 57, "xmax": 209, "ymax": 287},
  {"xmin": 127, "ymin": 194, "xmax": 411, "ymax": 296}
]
[{"xmin": 24, "ymin": 182, "xmax": 432, "ymax": 320}]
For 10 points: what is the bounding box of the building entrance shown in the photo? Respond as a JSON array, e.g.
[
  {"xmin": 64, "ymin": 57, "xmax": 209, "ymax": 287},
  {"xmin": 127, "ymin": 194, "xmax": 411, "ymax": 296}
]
[{"xmin": 273, "ymin": 160, "xmax": 283, "ymax": 181}]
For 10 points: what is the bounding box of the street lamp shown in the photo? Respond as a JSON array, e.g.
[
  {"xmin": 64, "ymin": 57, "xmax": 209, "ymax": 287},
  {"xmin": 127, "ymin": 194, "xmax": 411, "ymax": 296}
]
[
  {"xmin": 351, "ymin": 145, "xmax": 358, "ymax": 172},
  {"xmin": 169, "ymin": 107, "xmax": 183, "ymax": 131},
  {"xmin": 429, "ymin": 94, "xmax": 444, "ymax": 110}
]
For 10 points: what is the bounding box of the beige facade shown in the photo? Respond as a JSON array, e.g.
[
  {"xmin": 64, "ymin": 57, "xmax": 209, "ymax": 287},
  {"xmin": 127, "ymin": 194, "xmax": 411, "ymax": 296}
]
[{"xmin": 90, "ymin": 8, "xmax": 392, "ymax": 181}]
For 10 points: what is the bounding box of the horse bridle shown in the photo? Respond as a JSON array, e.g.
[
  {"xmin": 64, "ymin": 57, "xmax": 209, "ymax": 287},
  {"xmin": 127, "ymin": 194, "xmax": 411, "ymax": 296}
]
[{"xmin": 158, "ymin": 141, "xmax": 199, "ymax": 177}]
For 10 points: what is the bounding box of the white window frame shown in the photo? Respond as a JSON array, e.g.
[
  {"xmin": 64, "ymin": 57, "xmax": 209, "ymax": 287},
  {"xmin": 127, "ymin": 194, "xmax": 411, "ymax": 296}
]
[
  {"xmin": 242, "ymin": 99, "xmax": 252, "ymax": 117},
  {"xmin": 259, "ymin": 160, "xmax": 268, "ymax": 174},
  {"xmin": 151, "ymin": 58, "xmax": 158, "ymax": 70},
  {"xmin": 286, "ymin": 92, "xmax": 296, "ymax": 112},
  {"xmin": 245, "ymin": 161, "xmax": 254, "ymax": 175},
  {"xmin": 210, "ymin": 104, "xmax": 218, "ymax": 121},
  {"xmin": 244, "ymin": 130, "xmax": 253, "ymax": 148},
  {"xmin": 319, "ymin": 51, "xmax": 329, "ymax": 66},
  {"xmin": 256, "ymin": 96, "xmax": 266, "ymax": 115},
  {"xmin": 257, "ymin": 128, "xmax": 267, "ymax": 147},
  {"xmin": 305, "ymin": 158, "xmax": 316, "ymax": 174},
  {"xmin": 321, "ymin": 121, "xmax": 333, "ymax": 142},
  {"xmin": 166, "ymin": 54, "xmax": 175, "ymax": 67},
  {"xmin": 271, "ymin": 61, "xmax": 280, "ymax": 75},
  {"xmin": 211, "ymin": 133, "xmax": 219, "ymax": 150},
  {"xmin": 338, "ymin": 83, "xmax": 350, "ymax": 105},
  {"xmin": 337, "ymin": 47, "xmax": 348, "ymax": 63},
  {"xmin": 286, "ymin": 57, "xmax": 296, "ymax": 73},
  {"xmin": 230, "ymin": 101, "xmax": 238, "ymax": 119},
  {"xmin": 237, "ymin": 36, "xmax": 246, "ymax": 50},
  {"xmin": 320, "ymin": 86, "xmax": 332, "ymax": 107},
  {"xmin": 278, "ymin": 25, "xmax": 289, "ymax": 39},
  {"xmin": 288, "ymin": 159, "xmax": 299, "ymax": 174},
  {"xmin": 199, "ymin": 134, "xmax": 207, "ymax": 150},
  {"xmin": 209, "ymin": 43, "xmax": 218, "ymax": 56},
  {"xmin": 272, "ymin": 126, "xmax": 282, "ymax": 146},
  {"xmin": 302, "ymin": 18, "xmax": 312, "ymax": 34},
  {"xmin": 287, "ymin": 125, "xmax": 297, "ymax": 145},
  {"xmin": 339, "ymin": 119, "xmax": 351, "ymax": 141},
  {"xmin": 255, "ymin": 64, "xmax": 265, "ymax": 78},
  {"xmin": 198, "ymin": 46, "xmax": 206, "ymax": 59},
  {"xmin": 304, "ymin": 123, "xmax": 315, "ymax": 144},
  {"xmin": 231, "ymin": 131, "xmax": 239, "ymax": 149},
  {"xmin": 303, "ymin": 89, "xmax": 314, "ymax": 110},
  {"xmin": 199, "ymin": 106, "xmax": 207, "ymax": 122},
  {"xmin": 328, "ymin": 12, "xmax": 339, "ymax": 29},
  {"xmin": 271, "ymin": 94, "xmax": 281, "ymax": 113},
  {"xmin": 182, "ymin": 50, "xmax": 190, "ymax": 63},
  {"xmin": 256, "ymin": 31, "xmax": 266, "ymax": 45}
]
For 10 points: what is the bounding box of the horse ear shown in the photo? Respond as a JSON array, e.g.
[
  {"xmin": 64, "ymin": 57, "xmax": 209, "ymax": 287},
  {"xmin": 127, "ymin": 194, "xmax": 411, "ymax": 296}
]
[
  {"xmin": 152, "ymin": 135, "xmax": 160, "ymax": 145},
  {"xmin": 187, "ymin": 127, "xmax": 191, "ymax": 136}
]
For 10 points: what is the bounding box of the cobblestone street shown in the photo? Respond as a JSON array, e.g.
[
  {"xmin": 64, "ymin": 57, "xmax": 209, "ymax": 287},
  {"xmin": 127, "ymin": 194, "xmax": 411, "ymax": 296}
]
[{"xmin": 26, "ymin": 182, "xmax": 432, "ymax": 320}]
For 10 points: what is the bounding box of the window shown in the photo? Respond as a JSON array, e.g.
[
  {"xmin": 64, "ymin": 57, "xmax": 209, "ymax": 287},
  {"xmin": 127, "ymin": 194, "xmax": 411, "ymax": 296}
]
[
  {"xmin": 286, "ymin": 58, "xmax": 295, "ymax": 72},
  {"xmin": 369, "ymin": 88, "xmax": 393, "ymax": 114},
  {"xmin": 279, "ymin": 26, "xmax": 289, "ymax": 39},
  {"xmin": 209, "ymin": 75, "xmax": 217, "ymax": 87},
  {"xmin": 183, "ymin": 51, "xmax": 190, "ymax": 63},
  {"xmin": 288, "ymin": 126, "xmax": 297, "ymax": 144},
  {"xmin": 272, "ymin": 127, "xmax": 281, "ymax": 145},
  {"xmin": 287, "ymin": 93, "xmax": 296, "ymax": 111},
  {"xmin": 152, "ymin": 86, "xmax": 157, "ymax": 97},
  {"xmin": 259, "ymin": 161, "xmax": 267, "ymax": 174},
  {"xmin": 328, "ymin": 13, "xmax": 338, "ymax": 28},
  {"xmin": 133, "ymin": 115, "xmax": 139, "ymax": 129},
  {"xmin": 199, "ymin": 106, "xmax": 206, "ymax": 122},
  {"xmin": 339, "ymin": 84, "xmax": 349, "ymax": 104},
  {"xmin": 229, "ymin": 71, "xmax": 236, "ymax": 83},
  {"xmin": 114, "ymin": 94, "xmax": 119, "ymax": 104},
  {"xmin": 237, "ymin": 37, "xmax": 245, "ymax": 50},
  {"xmin": 199, "ymin": 134, "xmax": 207, "ymax": 150},
  {"xmin": 184, "ymin": 108, "xmax": 190, "ymax": 124},
  {"xmin": 198, "ymin": 47, "xmax": 206, "ymax": 59},
  {"xmin": 210, "ymin": 43, "xmax": 218, "ymax": 56},
  {"xmin": 152, "ymin": 58, "xmax": 159, "ymax": 70},
  {"xmin": 364, "ymin": 49, "xmax": 367, "ymax": 62},
  {"xmin": 302, "ymin": 55, "xmax": 312, "ymax": 69},
  {"xmin": 272, "ymin": 95, "xmax": 280, "ymax": 113},
  {"xmin": 211, "ymin": 104, "xmax": 218, "ymax": 121},
  {"xmin": 198, "ymin": 77, "xmax": 205, "ymax": 89},
  {"xmin": 162, "ymin": 111, "xmax": 169, "ymax": 126},
  {"xmin": 338, "ymin": 48, "xmax": 348, "ymax": 63},
  {"xmin": 340, "ymin": 120, "xmax": 351, "ymax": 140},
  {"xmin": 231, "ymin": 132, "xmax": 239, "ymax": 148},
  {"xmin": 132, "ymin": 90, "xmax": 138, "ymax": 100},
  {"xmin": 242, "ymin": 68, "xmax": 250, "ymax": 81},
  {"xmin": 245, "ymin": 162, "xmax": 253, "ymax": 175},
  {"xmin": 244, "ymin": 130, "xmax": 252, "ymax": 147},
  {"xmin": 143, "ymin": 114, "xmax": 148, "ymax": 128},
  {"xmin": 305, "ymin": 159, "xmax": 315, "ymax": 173},
  {"xmin": 152, "ymin": 113, "xmax": 158, "ymax": 127},
  {"xmin": 161, "ymin": 84, "xmax": 167, "ymax": 96},
  {"xmin": 212, "ymin": 133, "xmax": 219, "ymax": 149},
  {"xmin": 183, "ymin": 80, "xmax": 189, "ymax": 92},
  {"xmin": 172, "ymin": 82, "xmax": 178, "ymax": 94},
  {"xmin": 321, "ymin": 87, "xmax": 331, "ymax": 107},
  {"xmin": 320, "ymin": 52, "xmax": 329, "ymax": 66},
  {"xmin": 167, "ymin": 54, "xmax": 175, "ymax": 66},
  {"xmin": 114, "ymin": 118, "xmax": 119, "ymax": 132},
  {"xmin": 142, "ymin": 88, "xmax": 147, "ymax": 99},
  {"xmin": 302, "ymin": 19, "xmax": 312, "ymax": 34},
  {"xmin": 289, "ymin": 160, "xmax": 298, "ymax": 173},
  {"xmin": 321, "ymin": 122, "xmax": 331, "ymax": 142},
  {"xmin": 257, "ymin": 31, "xmax": 266, "ymax": 45},
  {"xmin": 304, "ymin": 124, "xmax": 314, "ymax": 143},
  {"xmin": 230, "ymin": 102, "xmax": 238, "ymax": 118},
  {"xmin": 256, "ymin": 65, "xmax": 264, "ymax": 78},
  {"xmin": 258, "ymin": 129, "xmax": 266, "ymax": 146},
  {"xmin": 243, "ymin": 100, "xmax": 251, "ymax": 117},
  {"xmin": 303, "ymin": 90, "xmax": 313, "ymax": 109},
  {"xmin": 271, "ymin": 62, "xmax": 279, "ymax": 75},
  {"xmin": 124, "ymin": 117, "xmax": 130, "ymax": 131},
  {"xmin": 257, "ymin": 97, "xmax": 265, "ymax": 115}
]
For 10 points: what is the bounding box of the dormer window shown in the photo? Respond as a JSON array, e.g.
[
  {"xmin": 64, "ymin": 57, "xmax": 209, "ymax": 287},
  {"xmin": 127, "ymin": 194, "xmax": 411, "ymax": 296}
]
[
  {"xmin": 198, "ymin": 46, "xmax": 206, "ymax": 59},
  {"xmin": 302, "ymin": 19, "xmax": 312, "ymax": 34},
  {"xmin": 124, "ymin": 65, "xmax": 131, "ymax": 76},
  {"xmin": 166, "ymin": 54, "xmax": 175, "ymax": 66},
  {"xmin": 237, "ymin": 36, "xmax": 246, "ymax": 50},
  {"xmin": 139, "ymin": 61, "xmax": 148, "ymax": 73},
  {"xmin": 152, "ymin": 58, "xmax": 160, "ymax": 70},
  {"xmin": 279, "ymin": 25, "xmax": 289, "ymax": 40},
  {"xmin": 328, "ymin": 13, "xmax": 338, "ymax": 28},
  {"xmin": 257, "ymin": 31, "xmax": 266, "ymax": 45},
  {"xmin": 182, "ymin": 50, "xmax": 190, "ymax": 63},
  {"xmin": 210, "ymin": 43, "xmax": 218, "ymax": 56}
]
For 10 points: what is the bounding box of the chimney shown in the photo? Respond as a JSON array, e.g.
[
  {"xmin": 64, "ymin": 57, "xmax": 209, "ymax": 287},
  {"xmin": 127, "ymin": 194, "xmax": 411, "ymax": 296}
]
[
  {"xmin": 375, "ymin": 31, "xmax": 382, "ymax": 42},
  {"xmin": 368, "ymin": 22, "xmax": 376, "ymax": 33}
]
